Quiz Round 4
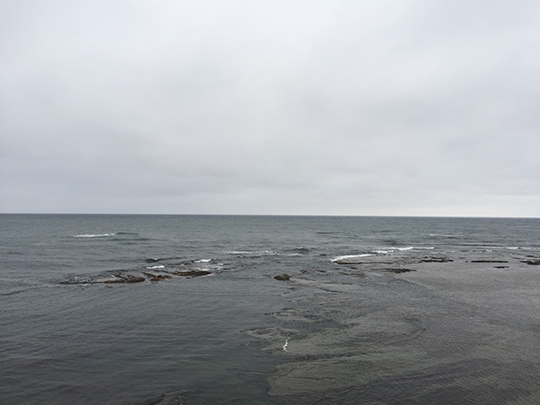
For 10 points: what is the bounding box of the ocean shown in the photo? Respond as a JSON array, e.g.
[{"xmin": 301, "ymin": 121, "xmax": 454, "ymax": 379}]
[{"xmin": 2, "ymin": 214, "xmax": 540, "ymax": 404}]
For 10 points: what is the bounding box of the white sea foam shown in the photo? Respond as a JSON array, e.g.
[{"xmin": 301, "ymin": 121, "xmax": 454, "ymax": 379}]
[
  {"xmin": 283, "ymin": 337, "xmax": 290, "ymax": 352},
  {"xmin": 331, "ymin": 254, "xmax": 371, "ymax": 262},
  {"xmin": 195, "ymin": 259, "xmax": 212, "ymax": 263},
  {"xmin": 226, "ymin": 250, "xmax": 278, "ymax": 256},
  {"xmin": 146, "ymin": 265, "xmax": 165, "ymax": 269},
  {"xmin": 375, "ymin": 246, "xmax": 434, "ymax": 254}
]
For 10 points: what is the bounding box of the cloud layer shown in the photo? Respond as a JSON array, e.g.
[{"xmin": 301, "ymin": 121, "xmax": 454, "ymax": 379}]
[{"xmin": 2, "ymin": 1, "xmax": 540, "ymax": 216}]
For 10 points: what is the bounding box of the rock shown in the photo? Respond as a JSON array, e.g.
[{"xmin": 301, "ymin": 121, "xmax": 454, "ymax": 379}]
[
  {"xmin": 471, "ymin": 260, "xmax": 508, "ymax": 263},
  {"xmin": 340, "ymin": 272, "xmax": 366, "ymax": 278},
  {"xmin": 382, "ymin": 268, "xmax": 415, "ymax": 273},
  {"xmin": 124, "ymin": 275, "xmax": 146, "ymax": 283},
  {"xmin": 138, "ymin": 390, "xmax": 188, "ymax": 405},
  {"xmin": 420, "ymin": 257, "xmax": 453, "ymax": 263},
  {"xmin": 143, "ymin": 272, "xmax": 172, "ymax": 282},
  {"xmin": 103, "ymin": 277, "xmax": 126, "ymax": 283},
  {"xmin": 62, "ymin": 267, "xmax": 212, "ymax": 286},
  {"xmin": 103, "ymin": 274, "xmax": 147, "ymax": 283},
  {"xmin": 172, "ymin": 270, "xmax": 211, "ymax": 278},
  {"xmin": 274, "ymin": 274, "xmax": 291, "ymax": 281},
  {"xmin": 521, "ymin": 259, "xmax": 540, "ymax": 265}
]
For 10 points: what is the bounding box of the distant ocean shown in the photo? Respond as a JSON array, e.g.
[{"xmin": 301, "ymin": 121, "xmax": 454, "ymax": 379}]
[{"xmin": 2, "ymin": 215, "xmax": 540, "ymax": 404}]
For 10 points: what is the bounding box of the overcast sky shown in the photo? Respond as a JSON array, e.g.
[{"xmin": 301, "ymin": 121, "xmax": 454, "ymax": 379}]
[{"xmin": 2, "ymin": 1, "xmax": 540, "ymax": 216}]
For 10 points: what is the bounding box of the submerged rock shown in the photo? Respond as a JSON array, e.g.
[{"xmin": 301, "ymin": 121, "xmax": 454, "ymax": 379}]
[
  {"xmin": 471, "ymin": 260, "xmax": 509, "ymax": 263},
  {"xmin": 420, "ymin": 257, "xmax": 453, "ymax": 263},
  {"xmin": 274, "ymin": 274, "xmax": 291, "ymax": 281},
  {"xmin": 521, "ymin": 259, "xmax": 540, "ymax": 265},
  {"xmin": 63, "ymin": 273, "xmax": 147, "ymax": 284},
  {"xmin": 138, "ymin": 390, "xmax": 188, "ymax": 405},
  {"xmin": 62, "ymin": 267, "xmax": 212, "ymax": 285},
  {"xmin": 340, "ymin": 271, "xmax": 367, "ymax": 278},
  {"xmin": 381, "ymin": 268, "xmax": 415, "ymax": 273},
  {"xmin": 171, "ymin": 270, "xmax": 211, "ymax": 278}
]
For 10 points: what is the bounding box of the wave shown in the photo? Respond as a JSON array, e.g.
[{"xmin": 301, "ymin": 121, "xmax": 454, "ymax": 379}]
[
  {"xmin": 73, "ymin": 233, "xmax": 116, "ymax": 238},
  {"xmin": 226, "ymin": 250, "xmax": 279, "ymax": 256},
  {"xmin": 331, "ymin": 254, "xmax": 371, "ymax": 263},
  {"xmin": 285, "ymin": 247, "xmax": 311, "ymax": 254},
  {"xmin": 373, "ymin": 246, "xmax": 435, "ymax": 254},
  {"xmin": 73, "ymin": 231, "xmax": 140, "ymax": 239}
]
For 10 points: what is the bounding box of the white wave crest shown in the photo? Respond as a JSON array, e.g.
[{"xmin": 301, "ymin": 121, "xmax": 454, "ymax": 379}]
[
  {"xmin": 374, "ymin": 246, "xmax": 434, "ymax": 254},
  {"xmin": 331, "ymin": 254, "xmax": 371, "ymax": 262},
  {"xmin": 226, "ymin": 250, "xmax": 278, "ymax": 256}
]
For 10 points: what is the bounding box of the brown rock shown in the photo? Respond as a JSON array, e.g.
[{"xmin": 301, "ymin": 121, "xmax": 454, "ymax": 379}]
[{"xmin": 125, "ymin": 275, "xmax": 145, "ymax": 283}]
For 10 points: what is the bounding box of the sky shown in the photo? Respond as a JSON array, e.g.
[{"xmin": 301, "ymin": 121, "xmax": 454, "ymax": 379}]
[{"xmin": 2, "ymin": 0, "xmax": 540, "ymax": 216}]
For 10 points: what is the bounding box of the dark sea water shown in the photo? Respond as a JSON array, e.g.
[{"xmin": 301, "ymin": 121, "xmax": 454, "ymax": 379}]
[{"xmin": 2, "ymin": 215, "xmax": 540, "ymax": 404}]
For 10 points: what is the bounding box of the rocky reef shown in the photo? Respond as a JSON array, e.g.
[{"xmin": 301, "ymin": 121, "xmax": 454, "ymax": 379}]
[{"xmin": 61, "ymin": 261, "xmax": 216, "ymax": 285}]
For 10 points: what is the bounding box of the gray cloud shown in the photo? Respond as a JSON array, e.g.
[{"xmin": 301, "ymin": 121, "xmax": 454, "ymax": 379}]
[{"xmin": 2, "ymin": 0, "xmax": 540, "ymax": 216}]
